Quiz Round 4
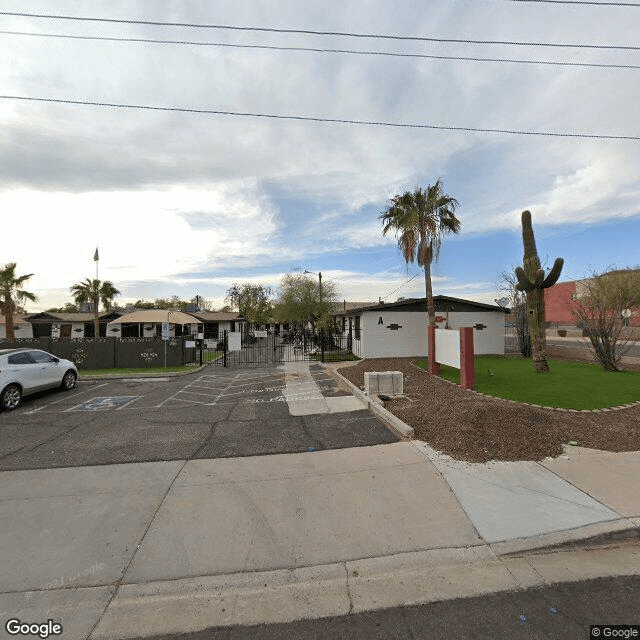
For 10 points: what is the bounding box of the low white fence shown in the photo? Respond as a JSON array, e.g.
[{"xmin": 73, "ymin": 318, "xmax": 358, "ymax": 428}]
[{"xmin": 435, "ymin": 328, "xmax": 461, "ymax": 367}]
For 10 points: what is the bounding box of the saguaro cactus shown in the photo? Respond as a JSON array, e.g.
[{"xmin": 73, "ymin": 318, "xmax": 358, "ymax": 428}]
[{"xmin": 514, "ymin": 210, "xmax": 564, "ymax": 373}]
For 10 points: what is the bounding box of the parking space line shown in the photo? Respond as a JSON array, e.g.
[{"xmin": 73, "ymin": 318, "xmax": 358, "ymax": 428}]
[
  {"xmin": 24, "ymin": 383, "xmax": 110, "ymax": 413},
  {"xmin": 115, "ymin": 396, "xmax": 144, "ymax": 411},
  {"xmin": 175, "ymin": 390, "xmax": 219, "ymax": 398}
]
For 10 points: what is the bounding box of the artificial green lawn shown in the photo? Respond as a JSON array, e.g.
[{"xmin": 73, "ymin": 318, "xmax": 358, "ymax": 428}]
[
  {"xmin": 79, "ymin": 364, "xmax": 200, "ymax": 376},
  {"xmin": 311, "ymin": 352, "xmax": 361, "ymax": 362},
  {"xmin": 414, "ymin": 355, "xmax": 640, "ymax": 410},
  {"xmin": 78, "ymin": 350, "xmax": 224, "ymax": 376}
]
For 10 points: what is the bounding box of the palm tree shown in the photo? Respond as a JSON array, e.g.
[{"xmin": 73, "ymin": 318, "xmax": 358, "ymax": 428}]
[
  {"xmin": 380, "ymin": 179, "xmax": 461, "ymax": 326},
  {"xmin": 0, "ymin": 263, "xmax": 38, "ymax": 340},
  {"xmin": 70, "ymin": 278, "xmax": 120, "ymax": 337}
]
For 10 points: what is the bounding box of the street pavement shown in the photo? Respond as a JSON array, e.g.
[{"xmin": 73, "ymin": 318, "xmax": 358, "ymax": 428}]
[
  {"xmin": 133, "ymin": 574, "xmax": 640, "ymax": 640},
  {"xmin": 0, "ymin": 360, "xmax": 638, "ymax": 639}
]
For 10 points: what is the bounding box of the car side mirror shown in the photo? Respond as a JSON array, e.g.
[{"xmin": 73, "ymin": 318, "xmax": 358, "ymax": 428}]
[{"xmin": 52, "ymin": 357, "xmax": 60, "ymax": 363}]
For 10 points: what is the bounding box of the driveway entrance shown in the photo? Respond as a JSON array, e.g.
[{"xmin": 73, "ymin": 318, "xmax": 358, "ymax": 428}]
[{"xmin": 0, "ymin": 363, "xmax": 398, "ymax": 471}]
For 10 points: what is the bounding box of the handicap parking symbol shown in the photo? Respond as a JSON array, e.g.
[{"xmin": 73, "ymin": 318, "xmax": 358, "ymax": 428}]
[{"xmin": 68, "ymin": 396, "xmax": 139, "ymax": 412}]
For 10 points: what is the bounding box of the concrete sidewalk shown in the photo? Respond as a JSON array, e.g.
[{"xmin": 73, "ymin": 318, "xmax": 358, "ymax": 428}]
[
  {"xmin": 1, "ymin": 441, "xmax": 639, "ymax": 639},
  {"xmin": 1, "ymin": 360, "xmax": 639, "ymax": 639}
]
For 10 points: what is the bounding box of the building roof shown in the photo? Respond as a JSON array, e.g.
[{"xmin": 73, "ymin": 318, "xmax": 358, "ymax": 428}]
[
  {"xmin": 0, "ymin": 314, "xmax": 29, "ymax": 325},
  {"xmin": 106, "ymin": 310, "xmax": 202, "ymax": 325},
  {"xmin": 25, "ymin": 311, "xmax": 122, "ymax": 323},
  {"xmin": 333, "ymin": 295, "xmax": 510, "ymax": 315},
  {"xmin": 338, "ymin": 301, "xmax": 377, "ymax": 312},
  {"xmin": 192, "ymin": 311, "xmax": 241, "ymax": 322}
]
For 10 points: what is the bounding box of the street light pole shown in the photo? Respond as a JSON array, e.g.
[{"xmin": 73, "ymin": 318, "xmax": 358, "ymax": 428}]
[{"xmin": 304, "ymin": 270, "xmax": 322, "ymax": 303}]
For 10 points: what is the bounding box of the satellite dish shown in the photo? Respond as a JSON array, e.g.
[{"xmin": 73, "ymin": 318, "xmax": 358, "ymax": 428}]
[{"xmin": 495, "ymin": 297, "xmax": 510, "ymax": 308}]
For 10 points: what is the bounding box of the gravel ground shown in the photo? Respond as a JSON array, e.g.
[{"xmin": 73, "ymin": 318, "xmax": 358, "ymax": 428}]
[{"xmin": 336, "ymin": 358, "xmax": 640, "ymax": 463}]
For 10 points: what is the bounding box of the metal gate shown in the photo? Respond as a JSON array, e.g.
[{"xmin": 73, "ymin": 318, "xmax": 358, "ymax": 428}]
[{"xmin": 203, "ymin": 327, "xmax": 360, "ymax": 367}]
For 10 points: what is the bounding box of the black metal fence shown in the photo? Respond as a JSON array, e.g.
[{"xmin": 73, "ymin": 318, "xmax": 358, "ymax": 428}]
[{"xmin": 205, "ymin": 327, "xmax": 361, "ymax": 367}]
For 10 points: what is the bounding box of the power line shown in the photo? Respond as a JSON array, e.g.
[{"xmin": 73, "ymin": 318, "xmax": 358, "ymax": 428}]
[
  {"xmin": 2, "ymin": 95, "xmax": 638, "ymax": 141},
  {"xmin": 2, "ymin": 30, "xmax": 639, "ymax": 70},
  {"xmin": 508, "ymin": 0, "xmax": 640, "ymax": 5},
  {"xmin": 382, "ymin": 273, "xmax": 422, "ymax": 300},
  {"xmin": 0, "ymin": 11, "xmax": 638, "ymax": 50}
]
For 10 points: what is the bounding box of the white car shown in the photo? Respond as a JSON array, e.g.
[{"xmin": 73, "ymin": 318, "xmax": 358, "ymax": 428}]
[{"xmin": 0, "ymin": 348, "xmax": 78, "ymax": 411}]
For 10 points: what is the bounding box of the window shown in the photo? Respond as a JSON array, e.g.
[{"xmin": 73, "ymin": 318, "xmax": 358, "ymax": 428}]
[
  {"xmin": 8, "ymin": 352, "xmax": 32, "ymax": 365},
  {"xmin": 354, "ymin": 316, "xmax": 361, "ymax": 340},
  {"xmin": 29, "ymin": 351, "xmax": 55, "ymax": 363}
]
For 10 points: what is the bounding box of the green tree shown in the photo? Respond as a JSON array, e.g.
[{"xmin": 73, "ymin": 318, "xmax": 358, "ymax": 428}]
[
  {"xmin": 134, "ymin": 299, "xmax": 156, "ymax": 309},
  {"xmin": 70, "ymin": 278, "xmax": 120, "ymax": 337},
  {"xmin": 46, "ymin": 302, "xmax": 80, "ymax": 313},
  {"xmin": 380, "ymin": 180, "xmax": 461, "ymax": 326},
  {"xmin": 152, "ymin": 296, "xmax": 189, "ymax": 311},
  {"xmin": 225, "ymin": 283, "xmax": 274, "ymax": 326},
  {"xmin": 0, "ymin": 262, "xmax": 38, "ymax": 340},
  {"xmin": 275, "ymin": 272, "xmax": 338, "ymax": 330},
  {"xmin": 570, "ymin": 267, "xmax": 640, "ymax": 372}
]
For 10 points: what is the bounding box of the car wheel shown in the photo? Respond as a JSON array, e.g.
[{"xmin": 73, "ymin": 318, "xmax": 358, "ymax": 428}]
[
  {"xmin": 1, "ymin": 384, "xmax": 22, "ymax": 411},
  {"xmin": 61, "ymin": 370, "xmax": 77, "ymax": 390}
]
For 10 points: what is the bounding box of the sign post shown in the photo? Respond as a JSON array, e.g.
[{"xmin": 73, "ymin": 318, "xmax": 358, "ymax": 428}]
[{"xmin": 162, "ymin": 321, "xmax": 170, "ymax": 369}]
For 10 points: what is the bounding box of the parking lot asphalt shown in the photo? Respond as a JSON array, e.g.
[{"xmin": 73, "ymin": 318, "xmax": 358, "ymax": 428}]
[{"xmin": 0, "ymin": 364, "xmax": 399, "ymax": 471}]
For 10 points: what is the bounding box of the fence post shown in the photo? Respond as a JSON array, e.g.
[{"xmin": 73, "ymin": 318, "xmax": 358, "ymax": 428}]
[
  {"xmin": 223, "ymin": 330, "xmax": 228, "ymax": 367},
  {"xmin": 320, "ymin": 328, "xmax": 325, "ymax": 363},
  {"xmin": 459, "ymin": 327, "xmax": 475, "ymax": 390},
  {"xmin": 428, "ymin": 325, "xmax": 439, "ymax": 375}
]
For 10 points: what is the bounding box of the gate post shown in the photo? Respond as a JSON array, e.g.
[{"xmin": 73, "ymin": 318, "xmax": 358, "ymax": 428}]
[
  {"xmin": 320, "ymin": 328, "xmax": 325, "ymax": 363},
  {"xmin": 460, "ymin": 327, "xmax": 475, "ymax": 390},
  {"xmin": 223, "ymin": 330, "xmax": 228, "ymax": 368},
  {"xmin": 428, "ymin": 325, "xmax": 439, "ymax": 375}
]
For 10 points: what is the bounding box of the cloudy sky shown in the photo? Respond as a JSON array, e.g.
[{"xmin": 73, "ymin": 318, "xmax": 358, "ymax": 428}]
[{"xmin": 2, "ymin": 0, "xmax": 639, "ymax": 312}]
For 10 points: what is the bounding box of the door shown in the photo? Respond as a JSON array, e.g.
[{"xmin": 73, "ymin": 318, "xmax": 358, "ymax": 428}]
[
  {"xmin": 59, "ymin": 324, "xmax": 72, "ymax": 339},
  {"xmin": 5, "ymin": 351, "xmax": 35, "ymax": 392},
  {"xmin": 27, "ymin": 350, "xmax": 62, "ymax": 387}
]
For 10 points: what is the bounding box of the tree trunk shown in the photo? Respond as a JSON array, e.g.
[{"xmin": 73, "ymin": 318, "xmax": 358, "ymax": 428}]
[
  {"xmin": 424, "ymin": 261, "xmax": 435, "ymax": 326},
  {"xmin": 5, "ymin": 304, "xmax": 14, "ymax": 340},
  {"xmin": 527, "ymin": 288, "xmax": 549, "ymax": 373}
]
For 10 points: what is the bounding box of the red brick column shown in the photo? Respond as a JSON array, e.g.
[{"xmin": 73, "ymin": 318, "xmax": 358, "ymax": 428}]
[
  {"xmin": 428, "ymin": 325, "xmax": 439, "ymax": 375},
  {"xmin": 459, "ymin": 326, "xmax": 475, "ymax": 390}
]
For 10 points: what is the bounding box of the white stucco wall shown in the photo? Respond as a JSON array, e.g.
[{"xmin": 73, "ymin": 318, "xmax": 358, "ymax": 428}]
[
  {"xmin": 106, "ymin": 322, "xmax": 121, "ymax": 336},
  {"xmin": 360, "ymin": 311, "xmax": 429, "ymax": 358},
  {"xmin": 338, "ymin": 308, "xmax": 506, "ymax": 359},
  {"xmin": 445, "ymin": 311, "xmax": 506, "ymax": 355},
  {"xmin": 0, "ymin": 323, "xmax": 34, "ymax": 339},
  {"xmin": 71, "ymin": 322, "xmax": 85, "ymax": 338},
  {"xmin": 143, "ymin": 324, "xmax": 155, "ymax": 338},
  {"xmin": 435, "ymin": 328, "xmax": 461, "ymax": 367}
]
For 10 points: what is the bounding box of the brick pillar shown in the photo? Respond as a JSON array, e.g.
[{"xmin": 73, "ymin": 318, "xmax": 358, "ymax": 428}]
[
  {"xmin": 428, "ymin": 325, "xmax": 439, "ymax": 375},
  {"xmin": 459, "ymin": 327, "xmax": 475, "ymax": 390}
]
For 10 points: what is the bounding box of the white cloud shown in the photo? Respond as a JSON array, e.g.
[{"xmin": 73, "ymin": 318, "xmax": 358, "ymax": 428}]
[
  {"xmin": 0, "ymin": 182, "xmax": 277, "ymax": 297},
  {"xmin": 1, "ymin": 0, "xmax": 640, "ymax": 307}
]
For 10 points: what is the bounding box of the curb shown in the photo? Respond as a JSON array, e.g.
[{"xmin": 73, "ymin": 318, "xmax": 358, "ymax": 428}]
[
  {"xmin": 331, "ymin": 367, "xmax": 414, "ymax": 439},
  {"xmin": 78, "ymin": 362, "xmax": 213, "ymax": 381},
  {"xmin": 89, "ymin": 533, "xmax": 640, "ymax": 639}
]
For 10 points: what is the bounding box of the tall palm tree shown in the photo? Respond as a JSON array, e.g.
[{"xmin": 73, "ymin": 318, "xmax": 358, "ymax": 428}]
[
  {"xmin": 0, "ymin": 263, "xmax": 38, "ymax": 340},
  {"xmin": 380, "ymin": 179, "xmax": 461, "ymax": 326},
  {"xmin": 70, "ymin": 278, "xmax": 120, "ymax": 337}
]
